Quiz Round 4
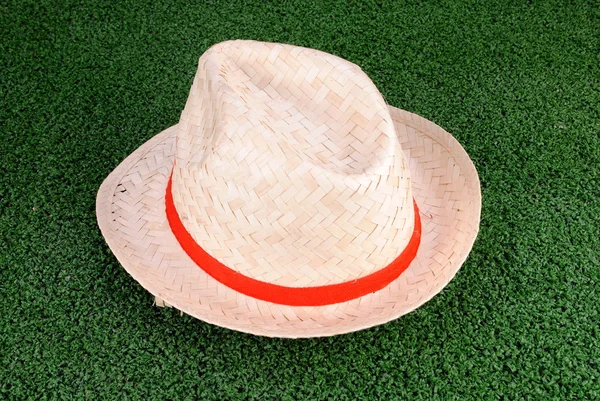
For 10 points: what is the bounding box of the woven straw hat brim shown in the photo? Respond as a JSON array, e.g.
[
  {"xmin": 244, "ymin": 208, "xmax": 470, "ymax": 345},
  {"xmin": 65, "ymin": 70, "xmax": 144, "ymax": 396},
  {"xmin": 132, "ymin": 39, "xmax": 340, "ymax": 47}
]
[{"xmin": 96, "ymin": 106, "xmax": 481, "ymax": 338}]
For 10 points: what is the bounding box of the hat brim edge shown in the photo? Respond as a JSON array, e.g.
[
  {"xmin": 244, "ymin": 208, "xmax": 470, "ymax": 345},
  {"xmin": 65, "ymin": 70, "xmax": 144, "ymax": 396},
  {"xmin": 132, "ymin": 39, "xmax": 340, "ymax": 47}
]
[{"xmin": 96, "ymin": 107, "xmax": 481, "ymax": 338}]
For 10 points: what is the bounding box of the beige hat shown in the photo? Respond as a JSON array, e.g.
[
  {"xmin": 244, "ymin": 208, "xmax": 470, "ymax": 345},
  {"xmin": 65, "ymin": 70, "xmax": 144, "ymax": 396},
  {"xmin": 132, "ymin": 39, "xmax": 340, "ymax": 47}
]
[{"xmin": 96, "ymin": 40, "xmax": 481, "ymax": 338}]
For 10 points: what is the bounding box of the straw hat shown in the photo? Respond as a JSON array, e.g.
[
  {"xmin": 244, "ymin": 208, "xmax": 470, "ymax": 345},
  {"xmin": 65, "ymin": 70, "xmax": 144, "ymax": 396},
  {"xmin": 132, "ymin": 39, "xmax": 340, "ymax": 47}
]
[{"xmin": 96, "ymin": 40, "xmax": 481, "ymax": 338}]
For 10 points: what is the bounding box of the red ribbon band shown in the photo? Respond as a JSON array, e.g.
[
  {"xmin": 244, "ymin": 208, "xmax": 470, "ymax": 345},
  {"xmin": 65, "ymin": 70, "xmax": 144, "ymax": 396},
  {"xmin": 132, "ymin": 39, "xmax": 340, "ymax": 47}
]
[{"xmin": 165, "ymin": 171, "xmax": 421, "ymax": 306}]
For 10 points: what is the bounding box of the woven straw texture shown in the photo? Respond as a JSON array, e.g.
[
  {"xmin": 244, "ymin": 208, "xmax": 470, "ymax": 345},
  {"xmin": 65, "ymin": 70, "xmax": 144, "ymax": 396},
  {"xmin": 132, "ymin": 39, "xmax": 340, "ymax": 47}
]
[
  {"xmin": 173, "ymin": 41, "xmax": 414, "ymax": 285},
  {"xmin": 96, "ymin": 40, "xmax": 481, "ymax": 338}
]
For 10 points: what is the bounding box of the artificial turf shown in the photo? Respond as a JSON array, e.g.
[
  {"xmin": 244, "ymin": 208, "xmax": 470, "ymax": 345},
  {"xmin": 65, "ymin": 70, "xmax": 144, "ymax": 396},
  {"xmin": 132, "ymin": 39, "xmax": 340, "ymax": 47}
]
[{"xmin": 1, "ymin": 0, "xmax": 599, "ymax": 399}]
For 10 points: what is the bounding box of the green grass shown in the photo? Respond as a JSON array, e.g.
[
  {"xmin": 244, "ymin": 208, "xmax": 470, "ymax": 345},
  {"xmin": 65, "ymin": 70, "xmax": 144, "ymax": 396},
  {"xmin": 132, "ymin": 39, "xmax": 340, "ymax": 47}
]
[{"xmin": 1, "ymin": 0, "xmax": 599, "ymax": 399}]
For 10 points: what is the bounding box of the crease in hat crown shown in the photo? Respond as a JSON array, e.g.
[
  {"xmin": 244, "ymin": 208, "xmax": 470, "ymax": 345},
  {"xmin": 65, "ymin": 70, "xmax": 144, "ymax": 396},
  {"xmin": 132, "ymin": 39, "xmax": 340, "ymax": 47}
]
[{"xmin": 169, "ymin": 40, "xmax": 416, "ymax": 287}]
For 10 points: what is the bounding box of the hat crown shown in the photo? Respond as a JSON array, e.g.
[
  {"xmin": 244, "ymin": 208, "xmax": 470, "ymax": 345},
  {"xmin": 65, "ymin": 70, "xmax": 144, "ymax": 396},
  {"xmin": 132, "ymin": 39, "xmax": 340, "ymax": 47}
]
[{"xmin": 171, "ymin": 40, "xmax": 414, "ymax": 286}]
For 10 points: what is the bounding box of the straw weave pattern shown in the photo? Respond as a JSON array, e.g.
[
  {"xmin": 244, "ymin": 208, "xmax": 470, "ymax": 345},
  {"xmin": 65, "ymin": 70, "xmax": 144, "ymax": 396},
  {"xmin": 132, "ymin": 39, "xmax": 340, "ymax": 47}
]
[{"xmin": 172, "ymin": 41, "xmax": 414, "ymax": 287}]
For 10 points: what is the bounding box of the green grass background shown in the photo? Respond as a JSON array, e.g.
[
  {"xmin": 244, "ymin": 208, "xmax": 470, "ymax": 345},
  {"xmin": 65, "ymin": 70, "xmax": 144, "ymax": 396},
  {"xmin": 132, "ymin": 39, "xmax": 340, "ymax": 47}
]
[{"xmin": 1, "ymin": 0, "xmax": 599, "ymax": 399}]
